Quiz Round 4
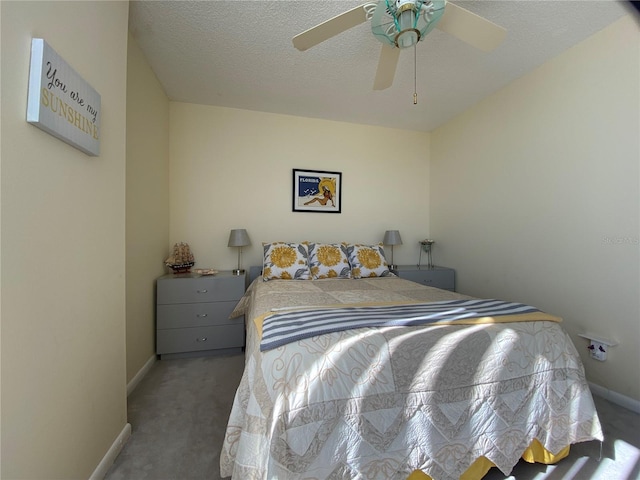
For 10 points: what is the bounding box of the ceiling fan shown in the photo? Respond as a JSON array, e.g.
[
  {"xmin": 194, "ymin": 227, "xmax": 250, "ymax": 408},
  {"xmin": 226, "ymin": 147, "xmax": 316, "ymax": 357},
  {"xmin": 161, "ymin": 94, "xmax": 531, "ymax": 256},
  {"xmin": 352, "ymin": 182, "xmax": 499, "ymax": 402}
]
[{"xmin": 293, "ymin": 0, "xmax": 506, "ymax": 92}]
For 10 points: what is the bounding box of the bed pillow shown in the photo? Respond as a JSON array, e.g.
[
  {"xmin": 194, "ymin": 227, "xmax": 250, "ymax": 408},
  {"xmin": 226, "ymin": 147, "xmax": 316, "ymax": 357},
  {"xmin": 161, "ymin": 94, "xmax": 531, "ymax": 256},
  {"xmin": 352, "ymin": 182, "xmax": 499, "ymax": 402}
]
[
  {"xmin": 347, "ymin": 243, "xmax": 391, "ymax": 278},
  {"xmin": 307, "ymin": 242, "xmax": 351, "ymax": 279},
  {"xmin": 262, "ymin": 242, "xmax": 310, "ymax": 281}
]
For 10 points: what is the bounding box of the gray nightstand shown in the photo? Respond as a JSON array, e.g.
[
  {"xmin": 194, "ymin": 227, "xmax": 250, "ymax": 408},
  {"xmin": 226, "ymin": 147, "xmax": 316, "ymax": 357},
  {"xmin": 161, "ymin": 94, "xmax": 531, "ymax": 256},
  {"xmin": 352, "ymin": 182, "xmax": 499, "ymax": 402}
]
[
  {"xmin": 156, "ymin": 271, "xmax": 246, "ymax": 359},
  {"xmin": 392, "ymin": 265, "xmax": 455, "ymax": 291}
]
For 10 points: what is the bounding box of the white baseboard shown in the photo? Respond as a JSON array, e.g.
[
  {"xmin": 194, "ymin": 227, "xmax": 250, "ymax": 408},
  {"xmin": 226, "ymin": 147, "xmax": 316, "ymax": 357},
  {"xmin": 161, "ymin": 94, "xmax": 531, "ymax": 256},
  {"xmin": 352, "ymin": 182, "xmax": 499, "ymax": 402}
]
[
  {"xmin": 89, "ymin": 356, "xmax": 155, "ymax": 479},
  {"xmin": 89, "ymin": 423, "xmax": 131, "ymax": 480},
  {"xmin": 127, "ymin": 354, "xmax": 156, "ymax": 396},
  {"xmin": 589, "ymin": 381, "xmax": 640, "ymax": 414}
]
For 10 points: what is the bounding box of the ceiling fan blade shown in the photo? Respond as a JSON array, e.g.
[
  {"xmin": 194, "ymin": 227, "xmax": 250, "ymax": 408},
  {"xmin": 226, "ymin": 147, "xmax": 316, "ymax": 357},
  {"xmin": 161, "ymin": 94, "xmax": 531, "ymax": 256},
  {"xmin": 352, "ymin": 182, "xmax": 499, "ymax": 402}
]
[
  {"xmin": 373, "ymin": 45, "xmax": 400, "ymax": 91},
  {"xmin": 292, "ymin": 4, "xmax": 368, "ymax": 51},
  {"xmin": 436, "ymin": 2, "xmax": 506, "ymax": 52}
]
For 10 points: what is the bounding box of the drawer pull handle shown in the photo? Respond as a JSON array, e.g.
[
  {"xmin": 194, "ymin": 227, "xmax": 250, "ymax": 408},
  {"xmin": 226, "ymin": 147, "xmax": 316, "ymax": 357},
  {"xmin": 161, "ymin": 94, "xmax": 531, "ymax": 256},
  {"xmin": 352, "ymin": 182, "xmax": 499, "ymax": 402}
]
[
  {"xmin": 196, "ymin": 337, "xmax": 208, "ymax": 342},
  {"xmin": 196, "ymin": 313, "xmax": 208, "ymax": 318},
  {"xmin": 197, "ymin": 289, "xmax": 208, "ymax": 293}
]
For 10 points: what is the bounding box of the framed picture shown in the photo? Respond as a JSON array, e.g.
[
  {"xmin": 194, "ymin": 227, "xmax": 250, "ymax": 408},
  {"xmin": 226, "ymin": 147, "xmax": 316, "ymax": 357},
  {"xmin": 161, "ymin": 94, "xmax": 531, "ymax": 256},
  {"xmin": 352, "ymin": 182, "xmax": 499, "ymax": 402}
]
[{"xmin": 292, "ymin": 169, "xmax": 342, "ymax": 213}]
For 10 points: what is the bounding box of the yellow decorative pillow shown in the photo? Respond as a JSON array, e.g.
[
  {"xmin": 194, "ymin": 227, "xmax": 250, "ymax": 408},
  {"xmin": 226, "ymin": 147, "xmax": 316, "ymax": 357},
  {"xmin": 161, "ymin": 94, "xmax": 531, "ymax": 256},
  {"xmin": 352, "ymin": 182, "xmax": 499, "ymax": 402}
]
[
  {"xmin": 347, "ymin": 243, "xmax": 391, "ymax": 278},
  {"xmin": 262, "ymin": 242, "xmax": 310, "ymax": 281},
  {"xmin": 308, "ymin": 243, "xmax": 351, "ymax": 279}
]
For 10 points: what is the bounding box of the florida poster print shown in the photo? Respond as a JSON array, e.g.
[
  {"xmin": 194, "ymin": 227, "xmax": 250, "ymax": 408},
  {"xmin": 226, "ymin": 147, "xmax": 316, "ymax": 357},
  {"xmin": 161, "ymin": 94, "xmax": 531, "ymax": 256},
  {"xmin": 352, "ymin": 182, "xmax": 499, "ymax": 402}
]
[{"xmin": 292, "ymin": 169, "xmax": 342, "ymax": 213}]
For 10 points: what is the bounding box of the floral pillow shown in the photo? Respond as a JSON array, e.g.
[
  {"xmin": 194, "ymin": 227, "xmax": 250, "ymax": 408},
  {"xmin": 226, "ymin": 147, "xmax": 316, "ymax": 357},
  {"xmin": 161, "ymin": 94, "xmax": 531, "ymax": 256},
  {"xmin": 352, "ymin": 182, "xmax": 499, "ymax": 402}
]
[
  {"xmin": 347, "ymin": 243, "xmax": 391, "ymax": 278},
  {"xmin": 262, "ymin": 242, "xmax": 310, "ymax": 281},
  {"xmin": 307, "ymin": 243, "xmax": 351, "ymax": 279}
]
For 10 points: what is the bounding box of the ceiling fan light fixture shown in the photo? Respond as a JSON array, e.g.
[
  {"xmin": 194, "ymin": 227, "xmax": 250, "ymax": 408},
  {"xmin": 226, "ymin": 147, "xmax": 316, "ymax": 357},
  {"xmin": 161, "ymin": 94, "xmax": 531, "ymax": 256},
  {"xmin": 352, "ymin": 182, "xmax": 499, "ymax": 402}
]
[
  {"xmin": 397, "ymin": 2, "xmax": 418, "ymax": 26},
  {"xmin": 371, "ymin": 0, "xmax": 446, "ymax": 49},
  {"xmin": 396, "ymin": 29, "xmax": 420, "ymax": 48},
  {"xmin": 396, "ymin": 5, "xmax": 420, "ymax": 47}
]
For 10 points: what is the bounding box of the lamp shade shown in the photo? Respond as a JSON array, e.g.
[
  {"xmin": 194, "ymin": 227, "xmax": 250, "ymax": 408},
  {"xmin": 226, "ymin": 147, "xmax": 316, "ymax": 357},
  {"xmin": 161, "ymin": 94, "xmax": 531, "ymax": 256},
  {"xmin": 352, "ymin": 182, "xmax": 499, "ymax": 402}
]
[
  {"xmin": 228, "ymin": 229, "xmax": 250, "ymax": 247},
  {"xmin": 383, "ymin": 230, "xmax": 403, "ymax": 246}
]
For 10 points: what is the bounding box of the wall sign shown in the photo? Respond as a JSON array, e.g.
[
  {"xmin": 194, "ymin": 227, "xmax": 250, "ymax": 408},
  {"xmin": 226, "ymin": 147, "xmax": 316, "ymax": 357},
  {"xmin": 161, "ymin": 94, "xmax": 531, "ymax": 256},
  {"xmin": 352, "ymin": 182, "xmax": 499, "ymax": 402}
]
[{"xmin": 26, "ymin": 38, "xmax": 101, "ymax": 156}]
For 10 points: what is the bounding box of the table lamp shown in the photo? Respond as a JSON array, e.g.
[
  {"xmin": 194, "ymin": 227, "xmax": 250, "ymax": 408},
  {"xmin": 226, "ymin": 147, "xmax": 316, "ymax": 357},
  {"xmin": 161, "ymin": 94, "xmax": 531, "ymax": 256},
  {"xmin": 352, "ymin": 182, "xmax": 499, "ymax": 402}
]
[
  {"xmin": 228, "ymin": 229, "xmax": 250, "ymax": 275},
  {"xmin": 383, "ymin": 230, "xmax": 402, "ymax": 270}
]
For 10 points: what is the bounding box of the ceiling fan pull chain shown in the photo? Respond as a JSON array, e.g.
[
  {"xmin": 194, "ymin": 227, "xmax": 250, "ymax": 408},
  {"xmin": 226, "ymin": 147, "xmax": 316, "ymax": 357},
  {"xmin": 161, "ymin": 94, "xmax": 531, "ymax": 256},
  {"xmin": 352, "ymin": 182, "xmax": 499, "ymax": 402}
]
[{"xmin": 413, "ymin": 44, "xmax": 418, "ymax": 104}]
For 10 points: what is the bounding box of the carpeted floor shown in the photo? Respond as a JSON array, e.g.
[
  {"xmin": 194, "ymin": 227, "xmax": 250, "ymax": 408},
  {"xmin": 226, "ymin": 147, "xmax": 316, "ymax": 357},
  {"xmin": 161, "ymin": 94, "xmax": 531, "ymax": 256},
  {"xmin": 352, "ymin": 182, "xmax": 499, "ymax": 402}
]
[{"xmin": 105, "ymin": 353, "xmax": 640, "ymax": 480}]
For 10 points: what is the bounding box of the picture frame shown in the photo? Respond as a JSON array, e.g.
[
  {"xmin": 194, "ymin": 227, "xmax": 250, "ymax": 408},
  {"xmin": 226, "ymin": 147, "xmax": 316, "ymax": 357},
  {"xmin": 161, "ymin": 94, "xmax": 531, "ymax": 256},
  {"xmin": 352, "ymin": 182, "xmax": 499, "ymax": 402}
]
[{"xmin": 292, "ymin": 169, "xmax": 342, "ymax": 213}]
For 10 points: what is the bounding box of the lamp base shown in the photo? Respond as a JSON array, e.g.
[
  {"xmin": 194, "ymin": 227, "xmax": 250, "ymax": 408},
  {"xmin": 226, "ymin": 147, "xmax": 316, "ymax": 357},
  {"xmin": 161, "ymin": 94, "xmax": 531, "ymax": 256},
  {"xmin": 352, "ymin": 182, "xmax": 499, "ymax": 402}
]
[{"xmin": 232, "ymin": 269, "xmax": 245, "ymax": 276}]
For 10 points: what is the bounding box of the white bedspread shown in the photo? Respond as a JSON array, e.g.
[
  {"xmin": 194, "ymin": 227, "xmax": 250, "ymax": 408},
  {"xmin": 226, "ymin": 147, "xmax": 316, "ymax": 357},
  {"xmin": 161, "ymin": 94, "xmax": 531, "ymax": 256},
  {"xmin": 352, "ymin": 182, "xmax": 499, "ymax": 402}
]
[{"xmin": 220, "ymin": 277, "xmax": 602, "ymax": 480}]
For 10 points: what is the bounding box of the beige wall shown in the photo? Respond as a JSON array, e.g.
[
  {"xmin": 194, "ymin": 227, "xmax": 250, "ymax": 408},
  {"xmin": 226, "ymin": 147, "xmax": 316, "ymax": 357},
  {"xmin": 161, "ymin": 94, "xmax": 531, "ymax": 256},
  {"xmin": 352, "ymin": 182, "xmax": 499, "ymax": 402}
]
[
  {"xmin": 169, "ymin": 103, "xmax": 431, "ymax": 271},
  {"xmin": 126, "ymin": 34, "xmax": 170, "ymax": 384},
  {"xmin": 0, "ymin": 1, "xmax": 129, "ymax": 478},
  {"xmin": 430, "ymin": 16, "xmax": 639, "ymax": 401}
]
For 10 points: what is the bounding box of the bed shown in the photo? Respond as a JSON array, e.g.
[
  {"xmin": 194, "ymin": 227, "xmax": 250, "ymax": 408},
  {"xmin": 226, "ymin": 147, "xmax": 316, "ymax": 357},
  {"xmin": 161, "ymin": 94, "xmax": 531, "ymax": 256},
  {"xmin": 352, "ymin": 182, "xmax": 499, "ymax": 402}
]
[{"xmin": 220, "ymin": 243, "xmax": 602, "ymax": 480}]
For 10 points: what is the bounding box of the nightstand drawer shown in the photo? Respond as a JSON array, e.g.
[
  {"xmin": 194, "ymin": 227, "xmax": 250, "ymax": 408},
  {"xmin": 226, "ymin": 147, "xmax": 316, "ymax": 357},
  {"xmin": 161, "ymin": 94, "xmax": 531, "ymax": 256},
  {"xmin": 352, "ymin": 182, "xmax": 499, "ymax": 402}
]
[
  {"xmin": 157, "ymin": 301, "xmax": 239, "ymax": 329},
  {"xmin": 157, "ymin": 324, "xmax": 245, "ymax": 354},
  {"xmin": 157, "ymin": 275, "xmax": 244, "ymax": 304}
]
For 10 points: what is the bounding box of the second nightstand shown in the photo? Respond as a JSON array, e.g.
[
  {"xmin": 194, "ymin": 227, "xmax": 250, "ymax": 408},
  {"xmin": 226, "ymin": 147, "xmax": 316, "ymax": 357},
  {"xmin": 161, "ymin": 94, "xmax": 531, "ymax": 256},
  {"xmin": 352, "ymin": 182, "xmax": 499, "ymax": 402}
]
[{"xmin": 392, "ymin": 265, "xmax": 455, "ymax": 291}]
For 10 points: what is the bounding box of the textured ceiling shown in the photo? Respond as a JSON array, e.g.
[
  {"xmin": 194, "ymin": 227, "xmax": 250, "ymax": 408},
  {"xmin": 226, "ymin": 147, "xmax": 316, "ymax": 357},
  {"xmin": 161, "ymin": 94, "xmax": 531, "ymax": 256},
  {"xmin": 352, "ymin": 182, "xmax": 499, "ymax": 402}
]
[{"xmin": 128, "ymin": 1, "xmax": 631, "ymax": 132}]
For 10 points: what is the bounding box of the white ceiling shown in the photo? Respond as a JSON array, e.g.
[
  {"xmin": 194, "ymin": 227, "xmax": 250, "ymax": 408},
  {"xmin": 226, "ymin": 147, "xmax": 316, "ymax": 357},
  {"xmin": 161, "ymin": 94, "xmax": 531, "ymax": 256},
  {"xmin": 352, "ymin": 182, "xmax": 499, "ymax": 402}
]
[{"xmin": 128, "ymin": 0, "xmax": 631, "ymax": 132}]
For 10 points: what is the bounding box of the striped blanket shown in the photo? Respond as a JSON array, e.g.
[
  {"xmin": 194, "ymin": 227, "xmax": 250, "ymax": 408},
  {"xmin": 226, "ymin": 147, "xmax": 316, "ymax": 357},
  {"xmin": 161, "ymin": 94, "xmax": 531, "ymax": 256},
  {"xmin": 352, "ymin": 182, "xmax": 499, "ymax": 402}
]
[{"xmin": 259, "ymin": 298, "xmax": 561, "ymax": 351}]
